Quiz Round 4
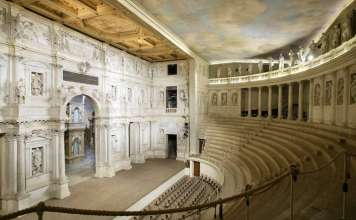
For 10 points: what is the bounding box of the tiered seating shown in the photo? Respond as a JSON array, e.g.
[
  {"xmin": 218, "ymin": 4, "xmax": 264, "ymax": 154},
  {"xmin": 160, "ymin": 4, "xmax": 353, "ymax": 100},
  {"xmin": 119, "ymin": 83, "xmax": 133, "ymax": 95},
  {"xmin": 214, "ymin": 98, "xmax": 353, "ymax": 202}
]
[
  {"xmin": 132, "ymin": 175, "xmax": 221, "ymax": 220},
  {"xmin": 197, "ymin": 117, "xmax": 356, "ymax": 220}
]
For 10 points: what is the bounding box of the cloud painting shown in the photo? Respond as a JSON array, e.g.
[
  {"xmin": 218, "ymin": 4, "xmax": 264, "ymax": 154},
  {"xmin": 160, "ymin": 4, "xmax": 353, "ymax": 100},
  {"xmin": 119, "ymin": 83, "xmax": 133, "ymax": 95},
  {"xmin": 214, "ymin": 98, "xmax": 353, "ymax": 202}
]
[{"xmin": 134, "ymin": 0, "xmax": 349, "ymax": 61}]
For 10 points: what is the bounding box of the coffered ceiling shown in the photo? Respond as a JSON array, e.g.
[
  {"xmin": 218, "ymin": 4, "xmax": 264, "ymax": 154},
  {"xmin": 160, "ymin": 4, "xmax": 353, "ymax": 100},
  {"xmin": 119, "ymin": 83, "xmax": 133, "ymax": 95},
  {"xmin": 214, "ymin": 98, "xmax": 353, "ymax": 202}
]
[{"xmin": 11, "ymin": 0, "xmax": 189, "ymax": 62}]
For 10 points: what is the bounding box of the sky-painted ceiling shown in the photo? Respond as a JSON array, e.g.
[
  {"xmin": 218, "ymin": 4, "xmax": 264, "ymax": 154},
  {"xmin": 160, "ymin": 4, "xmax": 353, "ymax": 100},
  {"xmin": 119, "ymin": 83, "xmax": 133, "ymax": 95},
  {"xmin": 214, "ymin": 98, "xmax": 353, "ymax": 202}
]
[{"xmin": 134, "ymin": 0, "xmax": 351, "ymax": 62}]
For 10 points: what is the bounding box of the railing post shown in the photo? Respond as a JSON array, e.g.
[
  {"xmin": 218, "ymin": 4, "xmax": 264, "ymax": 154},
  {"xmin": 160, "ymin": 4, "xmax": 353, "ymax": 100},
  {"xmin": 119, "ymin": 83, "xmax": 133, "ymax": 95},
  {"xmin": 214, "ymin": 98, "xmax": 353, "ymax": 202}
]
[
  {"xmin": 341, "ymin": 153, "xmax": 350, "ymax": 220},
  {"xmin": 290, "ymin": 165, "xmax": 299, "ymax": 220},
  {"xmin": 245, "ymin": 184, "xmax": 252, "ymax": 220},
  {"xmin": 219, "ymin": 200, "xmax": 223, "ymax": 220},
  {"xmin": 36, "ymin": 202, "xmax": 45, "ymax": 220}
]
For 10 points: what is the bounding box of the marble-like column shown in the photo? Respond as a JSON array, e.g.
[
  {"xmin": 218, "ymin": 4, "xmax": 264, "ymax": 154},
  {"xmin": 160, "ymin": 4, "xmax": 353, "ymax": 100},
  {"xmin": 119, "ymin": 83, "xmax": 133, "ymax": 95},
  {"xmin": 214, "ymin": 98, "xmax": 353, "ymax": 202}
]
[
  {"xmin": 278, "ymin": 85, "xmax": 283, "ymax": 119},
  {"xmin": 58, "ymin": 130, "xmax": 67, "ymax": 183},
  {"xmin": 343, "ymin": 69, "xmax": 349, "ymax": 126},
  {"xmin": 248, "ymin": 88, "xmax": 252, "ymax": 117},
  {"xmin": 331, "ymin": 72, "xmax": 337, "ymax": 125},
  {"xmin": 238, "ymin": 88, "xmax": 242, "ymax": 117},
  {"xmin": 320, "ymin": 75, "xmax": 325, "ymax": 123},
  {"xmin": 126, "ymin": 123, "xmax": 130, "ymax": 159},
  {"xmin": 298, "ymin": 81, "xmax": 304, "ymax": 121},
  {"xmin": 258, "ymin": 87, "xmax": 262, "ymax": 118},
  {"xmin": 105, "ymin": 124, "xmax": 115, "ymax": 177},
  {"xmin": 52, "ymin": 131, "xmax": 60, "ymax": 181},
  {"xmin": 268, "ymin": 86, "xmax": 272, "ymax": 119},
  {"xmin": 308, "ymin": 79, "xmax": 314, "ymax": 122},
  {"xmin": 288, "ymin": 83, "xmax": 293, "ymax": 120},
  {"xmin": 6, "ymin": 134, "xmax": 17, "ymax": 197},
  {"xmin": 16, "ymin": 135, "xmax": 26, "ymax": 197}
]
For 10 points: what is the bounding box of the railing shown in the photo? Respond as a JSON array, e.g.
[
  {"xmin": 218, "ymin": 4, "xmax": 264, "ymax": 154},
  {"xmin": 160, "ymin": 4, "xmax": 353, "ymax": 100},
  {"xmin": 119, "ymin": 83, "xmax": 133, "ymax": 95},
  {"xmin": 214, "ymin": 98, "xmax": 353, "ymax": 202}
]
[
  {"xmin": 166, "ymin": 108, "xmax": 177, "ymax": 113},
  {"xmin": 0, "ymin": 152, "xmax": 355, "ymax": 220},
  {"xmin": 209, "ymin": 36, "xmax": 356, "ymax": 85}
]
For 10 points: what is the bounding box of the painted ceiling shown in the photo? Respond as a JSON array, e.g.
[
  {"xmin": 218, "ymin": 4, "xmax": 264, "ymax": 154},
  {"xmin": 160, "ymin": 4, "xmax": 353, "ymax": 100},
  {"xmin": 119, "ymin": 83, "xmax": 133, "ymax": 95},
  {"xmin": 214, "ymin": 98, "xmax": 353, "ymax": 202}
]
[{"xmin": 133, "ymin": 0, "xmax": 350, "ymax": 62}]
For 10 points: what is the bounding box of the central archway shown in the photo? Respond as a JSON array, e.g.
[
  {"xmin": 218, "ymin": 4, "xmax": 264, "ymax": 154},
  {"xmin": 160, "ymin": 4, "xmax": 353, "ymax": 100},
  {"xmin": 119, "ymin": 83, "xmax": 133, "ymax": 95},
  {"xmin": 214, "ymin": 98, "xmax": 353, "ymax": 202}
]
[{"xmin": 64, "ymin": 94, "xmax": 97, "ymax": 185}]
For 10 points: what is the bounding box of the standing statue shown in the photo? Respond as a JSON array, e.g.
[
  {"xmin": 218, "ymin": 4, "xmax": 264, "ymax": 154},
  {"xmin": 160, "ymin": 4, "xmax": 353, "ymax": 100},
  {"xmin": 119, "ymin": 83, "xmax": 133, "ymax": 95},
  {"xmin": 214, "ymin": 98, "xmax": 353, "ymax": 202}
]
[
  {"xmin": 351, "ymin": 73, "xmax": 356, "ymax": 104},
  {"xmin": 211, "ymin": 93, "xmax": 218, "ymax": 106},
  {"xmin": 217, "ymin": 68, "xmax": 221, "ymax": 78},
  {"xmin": 297, "ymin": 46, "xmax": 305, "ymax": 63},
  {"xmin": 257, "ymin": 61, "xmax": 263, "ymax": 73},
  {"xmin": 331, "ymin": 25, "xmax": 341, "ymax": 49},
  {"xmin": 16, "ymin": 78, "xmax": 26, "ymax": 104},
  {"xmin": 268, "ymin": 57, "xmax": 274, "ymax": 71},
  {"xmin": 341, "ymin": 18, "xmax": 352, "ymax": 43},
  {"xmin": 237, "ymin": 64, "xmax": 242, "ymax": 75},
  {"xmin": 309, "ymin": 40, "xmax": 319, "ymax": 57},
  {"xmin": 288, "ymin": 49, "xmax": 297, "ymax": 66},
  {"xmin": 279, "ymin": 53, "xmax": 285, "ymax": 70},
  {"xmin": 227, "ymin": 67, "xmax": 233, "ymax": 77},
  {"xmin": 320, "ymin": 33, "xmax": 329, "ymax": 54},
  {"xmin": 248, "ymin": 63, "xmax": 253, "ymax": 74},
  {"xmin": 31, "ymin": 72, "xmax": 43, "ymax": 96}
]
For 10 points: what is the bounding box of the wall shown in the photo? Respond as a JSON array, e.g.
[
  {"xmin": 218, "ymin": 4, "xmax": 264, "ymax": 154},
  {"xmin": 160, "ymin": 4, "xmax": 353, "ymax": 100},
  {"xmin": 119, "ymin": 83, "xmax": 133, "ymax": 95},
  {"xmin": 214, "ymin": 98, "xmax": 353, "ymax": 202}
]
[{"xmin": 0, "ymin": 1, "xmax": 195, "ymax": 213}]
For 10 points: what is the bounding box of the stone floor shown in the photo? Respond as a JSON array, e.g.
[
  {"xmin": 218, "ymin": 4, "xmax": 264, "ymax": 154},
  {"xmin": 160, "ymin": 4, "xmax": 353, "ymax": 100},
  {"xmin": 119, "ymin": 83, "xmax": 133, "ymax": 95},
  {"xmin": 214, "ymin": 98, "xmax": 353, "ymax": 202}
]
[{"xmin": 21, "ymin": 159, "xmax": 185, "ymax": 220}]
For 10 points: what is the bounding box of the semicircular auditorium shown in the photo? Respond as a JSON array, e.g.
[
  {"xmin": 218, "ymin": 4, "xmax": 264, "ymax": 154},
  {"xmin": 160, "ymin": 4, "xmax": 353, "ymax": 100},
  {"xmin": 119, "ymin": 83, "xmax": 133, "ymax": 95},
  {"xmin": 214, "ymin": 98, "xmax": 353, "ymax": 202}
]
[{"xmin": 0, "ymin": 0, "xmax": 355, "ymax": 220}]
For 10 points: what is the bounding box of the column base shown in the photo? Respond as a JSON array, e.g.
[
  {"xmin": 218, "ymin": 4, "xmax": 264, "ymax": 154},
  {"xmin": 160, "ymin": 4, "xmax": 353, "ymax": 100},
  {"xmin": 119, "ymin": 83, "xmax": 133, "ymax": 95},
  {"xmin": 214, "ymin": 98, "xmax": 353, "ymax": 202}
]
[
  {"xmin": 1, "ymin": 193, "xmax": 30, "ymax": 214},
  {"xmin": 51, "ymin": 181, "xmax": 71, "ymax": 199},
  {"xmin": 130, "ymin": 154, "xmax": 145, "ymax": 164},
  {"xmin": 95, "ymin": 165, "xmax": 116, "ymax": 178}
]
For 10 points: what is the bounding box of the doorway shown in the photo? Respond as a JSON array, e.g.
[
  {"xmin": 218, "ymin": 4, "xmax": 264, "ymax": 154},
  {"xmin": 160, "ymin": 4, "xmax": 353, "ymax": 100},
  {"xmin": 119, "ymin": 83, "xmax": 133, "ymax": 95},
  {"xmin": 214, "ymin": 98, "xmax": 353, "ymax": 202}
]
[
  {"xmin": 64, "ymin": 95, "xmax": 96, "ymax": 185},
  {"xmin": 167, "ymin": 134, "xmax": 177, "ymax": 159}
]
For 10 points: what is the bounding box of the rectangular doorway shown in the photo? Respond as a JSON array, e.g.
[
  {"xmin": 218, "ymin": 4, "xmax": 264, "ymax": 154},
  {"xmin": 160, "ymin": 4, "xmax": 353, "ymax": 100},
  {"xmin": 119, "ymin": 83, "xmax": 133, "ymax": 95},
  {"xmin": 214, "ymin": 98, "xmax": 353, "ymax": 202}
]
[
  {"xmin": 167, "ymin": 134, "xmax": 177, "ymax": 159},
  {"xmin": 193, "ymin": 161, "xmax": 200, "ymax": 176}
]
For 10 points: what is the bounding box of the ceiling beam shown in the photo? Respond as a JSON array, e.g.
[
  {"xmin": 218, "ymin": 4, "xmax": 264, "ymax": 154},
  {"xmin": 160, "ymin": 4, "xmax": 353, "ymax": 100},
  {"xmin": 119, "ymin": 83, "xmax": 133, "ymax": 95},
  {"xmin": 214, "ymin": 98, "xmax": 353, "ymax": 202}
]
[{"xmin": 38, "ymin": 0, "xmax": 78, "ymax": 17}]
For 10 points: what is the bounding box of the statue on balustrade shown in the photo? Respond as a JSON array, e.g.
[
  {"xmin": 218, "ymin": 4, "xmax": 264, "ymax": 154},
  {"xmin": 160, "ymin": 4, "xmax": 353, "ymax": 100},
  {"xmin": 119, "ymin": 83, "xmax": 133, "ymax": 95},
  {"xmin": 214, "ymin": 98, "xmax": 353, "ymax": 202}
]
[
  {"xmin": 221, "ymin": 93, "xmax": 227, "ymax": 106},
  {"xmin": 278, "ymin": 53, "xmax": 285, "ymax": 70},
  {"xmin": 288, "ymin": 49, "xmax": 297, "ymax": 66},
  {"xmin": 211, "ymin": 93, "xmax": 218, "ymax": 106},
  {"xmin": 217, "ymin": 68, "xmax": 221, "ymax": 78},
  {"xmin": 258, "ymin": 61, "xmax": 263, "ymax": 73},
  {"xmin": 309, "ymin": 40, "xmax": 320, "ymax": 57},
  {"xmin": 351, "ymin": 73, "xmax": 356, "ymax": 104},
  {"xmin": 337, "ymin": 78, "xmax": 344, "ymax": 105},
  {"xmin": 325, "ymin": 81, "xmax": 332, "ymax": 106},
  {"xmin": 297, "ymin": 46, "xmax": 305, "ymax": 63},
  {"xmin": 248, "ymin": 63, "xmax": 253, "ymax": 74},
  {"xmin": 341, "ymin": 17, "xmax": 352, "ymax": 43},
  {"xmin": 320, "ymin": 33, "xmax": 329, "ymax": 54},
  {"xmin": 314, "ymin": 83, "xmax": 321, "ymax": 106},
  {"xmin": 237, "ymin": 64, "xmax": 242, "ymax": 75},
  {"xmin": 331, "ymin": 25, "xmax": 341, "ymax": 49},
  {"xmin": 227, "ymin": 67, "xmax": 232, "ymax": 77},
  {"xmin": 268, "ymin": 57, "xmax": 274, "ymax": 71}
]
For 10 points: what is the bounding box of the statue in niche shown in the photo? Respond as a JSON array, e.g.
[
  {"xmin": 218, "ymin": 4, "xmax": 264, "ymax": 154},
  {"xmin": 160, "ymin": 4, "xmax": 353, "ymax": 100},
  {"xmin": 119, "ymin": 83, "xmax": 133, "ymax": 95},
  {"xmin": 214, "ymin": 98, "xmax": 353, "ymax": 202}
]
[
  {"xmin": 258, "ymin": 61, "xmax": 263, "ymax": 73},
  {"xmin": 314, "ymin": 83, "xmax": 321, "ymax": 106},
  {"xmin": 325, "ymin": 80, "xmax": 332, "ymax": 106},
  {"xmin": 341, "ymin": 17, "xmax": 352, "ymax": 43},
  {"xmin": 268, "ymin": 57, "xmax": 274, "ymax": 71},
  {"xmin": 217, "ymin": 68, "xmax": 221, "ymax": 78},
  {"xmin": 350, "ymin": 73, "xmax": 356, "ymax": 104},
  {"xmin": 231, "ymin": 92, "xmax": 238, "ymax": 105},
  {"xmin": 211, "ymin": 93, "xmax": 218, "ymax": 106},
  {"xmin": 221, "ymin": 93, "xmax": 227, "ymax": 106},
  {"xmin": 0, "ymin": 8, "xmax": 5, "ymax": 25},
  {"xmin": 159, "ymin": 129, "xmax": 165, "ymax": 144},
  {"xmin": 289, "ymin": 49, "xmax": 297, "ymax": 66},
  {"xmin": 320, "ymin": 33, "xmax": 329, "ymax": 54},
  {"xmin": 111, "ymin": 135, "xmax": 119, "ymax": 152},
  {"xmin": 331, "ymin": 25, "xmax": 341, "ymax": 49},
  {"xmin": 31, "ymin": 72, "xmax": 43, "ymax": 96},
  {"xmin": 72, "ymin": 137, "xmax": 81, "ymax": 156},
  {"xmin": 248, "ymin": 63, "xmax": 253, "ymax": 74},
  {"xmin": 32, "ymin": 147, "xmax": 43, "ymax": 176},
  {"xmin": 297, "ymin": 46, "xmax": 305, "ymax": 63},
  {"xmin": 227, "ymin": 67, "xmax": 232, "ymax": 77},
  {"xmin": 16, "ymin": 78, "xmax": 26, "ymax": 104},
  {"xmin": 127, "ymin": 88, "xmax": 132, "ymax": 103},
  {"xmin": 159, "ymin": 90, "xmax": 165, "ymax": 105},
  {"xmin": 279, "ymin": 53, "xmax": 285, "ymax": 70},
  {"xmin": 337, "ymin": 78, "xmax": 344, "ymax": 105}
]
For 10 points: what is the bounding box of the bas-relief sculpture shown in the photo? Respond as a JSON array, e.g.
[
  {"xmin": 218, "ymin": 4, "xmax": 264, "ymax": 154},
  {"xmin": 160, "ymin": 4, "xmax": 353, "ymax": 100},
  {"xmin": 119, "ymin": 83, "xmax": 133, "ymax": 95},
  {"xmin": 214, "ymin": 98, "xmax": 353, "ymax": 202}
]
[
  {"xmin": 221, "ymin": 93, "xmax": 227, "ymax": 106},
  {"xmin": 325, "ymin": 80, "xmax": 332, "ymax": 105},
  {"xmin": 31, "ymin": 147, "xmax": 44, "ymax": 176},
  {"xmin": 337, "ymin": 78, "xmax": 344, "ymax": 105},
  {"xmin": 351, "ymin": 73, "xmax": 356, "ymax": 104},
  {"xmin": 31, "ymin": 72, "xmax": 43, "ymax": 96},
  {"xmin": 314, "ymin": 83, "xmax": 321, "ymax": 106}
]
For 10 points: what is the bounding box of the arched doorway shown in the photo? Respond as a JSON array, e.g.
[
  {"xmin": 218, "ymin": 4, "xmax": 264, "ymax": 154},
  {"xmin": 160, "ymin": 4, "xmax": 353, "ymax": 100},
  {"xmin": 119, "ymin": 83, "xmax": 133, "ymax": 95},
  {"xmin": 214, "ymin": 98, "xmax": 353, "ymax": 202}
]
[{"xmin": 64, "ymin": 95, "xmax": 96, "ymax": 185}]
